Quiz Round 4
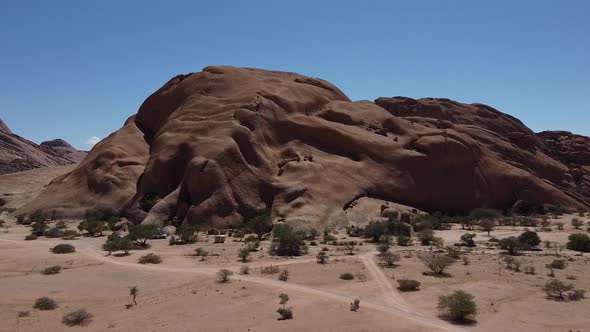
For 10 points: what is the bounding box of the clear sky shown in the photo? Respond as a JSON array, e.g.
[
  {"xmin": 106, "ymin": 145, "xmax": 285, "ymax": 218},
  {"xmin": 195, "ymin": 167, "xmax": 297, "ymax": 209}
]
[{"xmin": 1, "ymin": 0, "xmax": 588, "ymax": 150}]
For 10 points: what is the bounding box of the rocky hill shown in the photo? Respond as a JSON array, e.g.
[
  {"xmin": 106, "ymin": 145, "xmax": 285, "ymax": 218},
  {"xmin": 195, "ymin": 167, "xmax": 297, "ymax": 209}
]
[
  {"xmin": 19, "ymin": 66, "xmax": 590, "ymax": 226},
  {"xmin": 0, "ymin": 119, "xmax": 86, "ymax": 174}
]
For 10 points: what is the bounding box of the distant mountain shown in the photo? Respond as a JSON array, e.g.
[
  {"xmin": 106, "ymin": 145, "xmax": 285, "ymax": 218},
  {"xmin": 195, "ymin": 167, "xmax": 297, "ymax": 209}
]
[{"xmin": 0, "ymin": 118, "xmax": 87, "ymax": 174}]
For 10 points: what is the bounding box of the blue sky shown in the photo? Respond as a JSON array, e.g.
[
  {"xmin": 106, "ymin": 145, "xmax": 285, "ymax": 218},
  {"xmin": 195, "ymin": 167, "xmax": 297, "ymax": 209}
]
[{"xmin": 1, "ymin": 1, "xmax": 588, "ymax": 150}]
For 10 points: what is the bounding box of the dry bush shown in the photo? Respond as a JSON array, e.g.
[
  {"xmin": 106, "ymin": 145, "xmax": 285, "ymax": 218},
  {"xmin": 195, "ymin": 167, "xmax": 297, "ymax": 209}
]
[
  {"xmin": 568, "ymin": 289, "xmax": 586, "ymax": 301},
  {"xmin": 62, "ymin": 309, "xmax": 93, "ymax": 326},
  {"xmin": 17, "ymin": 311, "xmax": 30, "ymax": 318},
  {"xmin": 422, "ymin": 252, "xmax": 455, "ymax": 275},
  {"xmin": 138, "ymin": 253, "xmax": 162, "ymax": 264},
  {"xmin": 51, "ymin": 244, "xmax": 75, "ymax": 254},
  {"xmin": 261, "ymin": 265, "xmax": 280, "ymax": 274},
  {"xmin": 381, "ymin": 251, "xmax": 400, "ymax": 267},
  {"xmin": 350, "ymin": 299, "xmax": 360, "ymax": 312},
  {"xmin": 524, "ymin": 266, "xmax": 536, "ymax": 275},
  {"xmin": 397, "ymin": 279, "xmax": 421, "ymax": 291},
  {"xmin": 547, "ymin": 259, "xmax": 567, "ymax": 270},
  {"xmin": 316, "ymin": 251, "xmax": 329, "ymax": 264},
  {"xmin": 543, "ymin": 280, "xmax": 574, "ymax": 300},
  {"xmin": 278, "ymin": 269, "xmax": 289, "ymax": 281},
  {"xmin": 33, "ymin": 297, "xmax": 57, "ymax": 311},
  {"xmin": 41, "ymin": 265, "xmax": 62, "ymax": 275},
  {"xmin": 217, "ymin": 269, "xmax": 233, "ymax": 283},
  {"xmin": 239, "ymin": 265, "xmax": 250, "ymax": 275}
]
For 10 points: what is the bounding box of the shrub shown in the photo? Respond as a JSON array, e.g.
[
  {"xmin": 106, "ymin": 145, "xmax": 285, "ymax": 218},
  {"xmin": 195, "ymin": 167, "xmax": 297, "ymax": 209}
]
[
  {"xmin": 460, "ymin": 233, "xmax": 476, "ymax": 247},
  {"xmin": 77, "ymin": 219, "xmax": 107, "ymax": 237},
  {"xmin": 421, "ymin": 252, "xmax": 455, "ymax": 275},
  {"xmin": 247, "ymin": 209, "xmax": 273, "ymax": 239},
  {"xmin": 417, "ymin": 229, "xmax": 435, "ymax": 245},
  {"xmin": 397, "ymin": 279, "xmax": 421, "ymax": 291},
  {"xmin": 175, "ymin": 224, "xmax": 198, "ymax": 244},
  {"xmin": 364, "ymin": 220, "xmax": 388, "ymax": 242},
  {"xmin": 397, "ymin": 235, "xmax": 412, "ymax": 246},
  {"xmin": 33, "ymin": 297, "xmax": 57, "ymax": 310},
  {"xmin": 344, "ymin": 242, "xmax": 356, "ymax": 255},
  {"xmin": 261, "ymin": 265, "xmax": 280, "ymax": 274},
  {"xmin": 350, "ymin": 299, "xmax": 360, "ymax": 312},
  {"xmin": 478, "ymin": 219, "xmax": 496, "ymax": 236},
  {"xmin": 438, "ymin": 290, "xmax": 477, "ymax": 322},
  {"xmin": 240, "ymin": 265, "xmax": 250, "ymax": 275},
  {"xmin": 499, "ymin": 237, "xmax": 523, "ymax": 255},
  {"xmin": 566, "ymin": 233, "xmax": 590, "ymax": 253},
  {"xmin": 524, "ymin": 266, "xmax": 536, "ymax": 274},
  {"xmin": 381, "ymin": 251, "xmax": 400, "ymax": 267},
  {"xmin": 138, "ymin": 253, "xmax": 162, "ymax": 264},
  {"xmin": 128, "ymin": 224, "xmax": 159, "ymax": 247},
  {"xmin": 217, "ymin": 269, "xmax": 233, "ymax": 283},
  {"xmin": 377, "ymin": 242, "xmax": 390, "ymax": 254},
  {"xmin": 62, "ymin": 230, "xmax": 79, "ymax": 239},
  {"xmin": 44, "ymin": 227, "xmax": 64, "ymax": 238},
  {"xmin": 571, "ymin": 218, "xmax": 583, "ymax": 230},
  {"xmin": 568, "ymin": 289, "xmax": 586, "ymax": 301},
  {"xmin": 446, "ymin": 246, "xmax": 462, "ymax": 259},
  {"xmin": 41, "ymin": 265, "xmax": 62, "ymax": 275},
  {"xmin": 51, "ymin": 244, "xmax": 75, "ymax": 254},
  {"xmin": 278, "ymin": 269, "xmax": 289, "ymax": 281},
  {"xmin": 518, "ymin": 230, "xmax": 541, "ymax": 248},
  {"xmin": 277, "ymin": 293, "xmax": 293, "ymax": 320},
  {"xmin": 556, "ymin": 222, "xmax": 564, "ymax": 230},
  {"xmin": 269, "ymin": 224, "xmax": 308, "ymax": 256},
  {"xmin": 547, "ymin": 259, "xmax": 567, "ymax": 270},
  {"xmin": 543, "ymin": 279, "xmax": 574, "ymax": 300},
  {"xmin": 62, "ymin": 309, "xmax": 93, "ymax": 326},
  {"xmin": 503, "ymin": 256, "xmax": 522, "ymax": 272},
  {"xmin": 24, "ymin": 234, "xmax": 37, "ymax": 241},
  {"xmin": 17, "ymin": 311, "xmax": 30, "ymax": 318},
  {"xmin": 316, "ymin": 250, "xmax": 329, "ymax": 264},
  {"xmin": 238, "ymin": 246, "xmax": 251, "ymax": 262},
  {"xmin": 340, "ymin": 273, "xmax": 355, "ymax": 280},
  {"xmin": 462, "ymin": 257, "xmax": 470, "ymax": 266}
]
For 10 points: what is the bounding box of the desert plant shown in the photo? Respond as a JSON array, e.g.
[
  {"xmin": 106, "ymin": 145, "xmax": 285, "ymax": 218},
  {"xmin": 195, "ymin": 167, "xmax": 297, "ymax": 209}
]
[
  {"xmin": 62, "ymin": 309, "xmax": 93, "ymax": 326},
  {"xmin": 460, "ymin": 233, "xmax": 476, "ymax": 247},
  {"xmin": 277, "ymin": 293, "xmax": 293, "ymax": 320},
  {"xmin": 33, "ymin": 297, "xmax": 57, "ymax": 310},
  {"xmin": 51, "ymin": 243, "xmax": 75, "ymax": 254},
  {"xmin": 556, "ymin": 222, "xmax": 564, "ymax": 230},
  {"xmin": 568, "ymin": 289, "xmax": 586, "ymax": 301},
  {"xmin": 138, "ymin": 253, "xmax": 162, "ymax": 264},
  {"xmin": 566, "ymin": 233, "xmax": 590, "ymax": 253},
  {"xmin": 247, "ymin": 209, "xmax": 273, "ymax": 239},
  {"xmin": 238, "ymin": 246, "xmax": 251, "ymax": 262},
  {"xmin": 175, "ymin": 223, "xmax": 198, "ymax": 244},
  {"xmin": 340, "ymin": 273, "xmax": 355, "ymax": 280},
  {"xmin": 364, "ymin": 220, "xmax": 388, "ymax": 242},
  {"xmin": 128, "ymin": 224, "xmax": 159, "ymax": 247},
  {"xmin": 499, "ymin": 237, "xmax": 523, "ymax": 255},
  {"xmin": 316, "ymin": 250, "xmax": 329, "ymax": 264},
  {"xmin": 269, "ymin": 224, "xmax": 307, "ymax": 256},
  {"xmin": 24, "ymin": 234, "xmax": 38, "ymax": 241},
  {"xmin": 543, "ymin": 279, "xmax": 574, "ymax": 300},
  {"xmin": 417, "ymin": 229, "xmax": 435, "ymax": 245},
  {"xmin": 139, "ymin": 193, "xmax": 160, "ymax": 212},
  {"xmin": 376, "ymin": 242, "xmax": 390, "ymax": 255},
  {"xmin": 503, "ymin": 256, "xmax": 523, "ymax": 272},
  {"xmin": 217, "ymin": 269, "xmax": 233, "ymax": 283},
  {"xmin": 381, "ymin": 251, "xmax": 400, "ymax": 267},
  {"xmin": 479, "ymin": 219, "xmax": 496, "ymax": 236},
  {"xmin": 397, "ymin": 235, "xmax": 412, "ymax": 246},
  {"xmin": 571, "ymin": 218, "xmax": 583, "ymax": 230},
  {"xmin": 350, "ymin": 298, "xmax": 360, "ymax": 312},
  {"xmin": 446, "ymin": 246, "xmax": 462, "ymax": 259},
  {"xmin": 547, "ymin": 259, "xmax": 567, "ymax": 270},
  {"xmin": 518, "ymin": 230, "xmax": 541, "ymax": 249},
  {"xmin": 278, "ymin": 269, "xmax": 290, "ymax": 281},
  {"xmin": 45, "ymin": 227, "xmax": 64, "ymax": 238},
  {"xmin": 524, "ymin": 266, "xmax": 536, "ymax": 274},
  {"xmin": 77, "ymin": 219, "xmax": 107, "ymax": 237},
  {"xmin": 240, "ymin": 265, "xmax": 250, "ymax": 275},
  {"xmin": 344, "ymin": 242, "xmax": 356, "ymax": 255},
  {"xmin": 41, "ymin": 265, "xmax": 62, "ymax": 275},
  {"xmin": 397, "ymin": 279, "xmax": 421, "ymax": 291},
  {"xmin": 438, "ymin": 291, "xmax": 477, "ymax": 322},
  {"xmin": 422, "ymin": 252, "xmax": 455, "ymax": 275},
  {"xmin": 17, "ymin": 311, "xmax": 30, "ymax": 318},
  {"xmin": 129, "ymin": 286, "xmax": 138, "ymax": 305}
]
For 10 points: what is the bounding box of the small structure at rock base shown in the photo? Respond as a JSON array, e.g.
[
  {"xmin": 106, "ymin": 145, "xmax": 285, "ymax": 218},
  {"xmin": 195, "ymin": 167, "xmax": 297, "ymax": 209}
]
[{"xmin": 214, "ymin": 235, "xmax": 226, "ymax": 244}]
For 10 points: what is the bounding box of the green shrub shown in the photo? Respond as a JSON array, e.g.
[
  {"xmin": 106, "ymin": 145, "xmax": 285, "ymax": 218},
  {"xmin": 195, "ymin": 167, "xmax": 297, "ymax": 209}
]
[
  {"xmin": 139, "ymin": 193, "xmax": 160, "ymax": 212},
  {"xmin": 547, "ymin": 259, "xmax": 567, "ymax": 270},
  {"xmin": 566, "ymin": 233, "xmax": 590, "ymax": 252},
  {"xmin": 44, "ymin": 227, "xmax": 64, "ymax": 238},
  {"xmin": 397, "ymin": 279, "xmax": 421, "ymax": 291},
  {"xmin": 269, "ymin": 224, "xmax": 307, "ymax": 256},
  {"xmin": 246, "ymin": 209, "xmax": 273, "ymax": 239},
  {"xmin": 24, "ymin": 234, "xmax": 37, "ymax": 241},
  {"xmin": 438, "ymin": 290, "xmax": 477, "ymax": 322},
  {"xmin": 421, "ymin": 252, "xmax": 455, "ymax": 275},
  {"xmin": 128, "ymin": 224, "xmax": 159, "ymax": 247},
  {"xmin": 499, "ymin": 237, "xmax": 523, "ymax": 255},
  {"xmin": 517, "ymin": 230, "xmax": 541, "ymax": 248},
  {"xmin": 51, "ymin": 244, "xmax": 75, "ymax": 254},
  {"xmin": 397, "ymin": 235, "xmax": 412, "ymax": 246},
  {"xmin": 33, "ymin": 297, "xmax": 57, "ymax": 311},
  {"xmin": 340, "ymin": 273, "xmax": 354, "ymax": 280},
  {"xmin": 217, "ymin": 269, "xmax": 233, "ymax": 283},
  {"xmin": 460, "ymin": 233, "xmax": 476, "ymax": 247}
]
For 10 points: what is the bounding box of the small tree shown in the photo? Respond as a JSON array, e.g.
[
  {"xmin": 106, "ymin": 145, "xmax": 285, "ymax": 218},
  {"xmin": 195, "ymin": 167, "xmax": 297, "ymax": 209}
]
[
  {"xmin": 269, "ymin": 224, "xmax": 307, "ymax": 256},
  {"xmin": 518, "ymin": 230, "xmax": 541, "ymax": 249},
  {"xmin": 438, "ymin": 290, "xmax": 477, "ymax": 322},
  {"xmin": 247, "ymin": 209, "xmax": 273, "ymax": 239},
  {"xmin": 217, "ymin": 269, "xmax": 233, "ymax": 283},
  {"xmin": 571, "ymin": 218, "xmax": 583, "ymax": 230},
  {"xmin": 277, "ymin": 293, "xmax": 293, "ymax": 320},
  {"xmin": 381, "ymin": 251, "xmax": 400, "ymax": 267},
  {"xmin": 176, "ymin": 224, "xmax": 198, "ymax": 244},
  {"xmin": 421, "ymin": 252, "xmax": 454, "ymax": 275},
  {"xmin": 460, "ymin": 233, "xmax": 476, "ymax": 247},
  {"xmin": 543, "ymin": 279, "xmax": 574, "ymax": 300},
  {"xmin": 499, "ymin": 237, "xmax": 523, "ymax": 255},
  {"xmin": 556, "ymin": 222, "xmax": 564, "ymax": 230},
  {"xmin": 417, "ymin": 229, "xmax": 435, "ymax": 246},
  {"xmin": 78, "ymin": 219, "xmax": 107, "ymax": 237},
  {"xmin": 128, "ymin": 224, "xmax": 159, "ymax": 247},
  {"xmin": 566, "ymin": 233, "xmax": 590, "ymax": 253},
  {"xmin": 238, "ymin": 246, "xmax": 251, "ymax": 262},
  {"xmin": 479, "ymin": 219, "xmax": 495, "ymax": 236},
  {"xmin": 102, "ymin": 240, "xmax": 117, "ymax": 256},
  {"xmin": 364, "ymin": 220, "xmax": 387, "ymax": 242},
  {"xmin": 316, "ymin": 250, "xmax": 329, "ymax": 264},
  {"xmin": 139, "ymin": 193, "xmax": 160, "ymax": 212},
  {"xmin": 129, "ymin": 286, "xmax": 138, "ymax": 306}
]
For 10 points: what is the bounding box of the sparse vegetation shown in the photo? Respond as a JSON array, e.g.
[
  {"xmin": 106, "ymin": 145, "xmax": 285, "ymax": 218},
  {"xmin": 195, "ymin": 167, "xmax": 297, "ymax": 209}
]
[
  {"xmin": 397, "ymin": 235, "xmax": 412, "ymax": 246},
  {"xmin": 316, "ymin": 250, "xmax": 329, "ymax": 264},
  {"xmin": 517, "ymin": 230, "xmax": 541, "ymax": 249},
  {"xmin": 499, "ymin": 237, "xmax": 524, "ymax": 255},
  {"xmin": 62, "ymin": 309, "xmax": 93, "ymax": 326},
  {"xmin": 33, "ymin": 297, "xmax": 57, "ymax": 310},
  {"xmin": 247, "ymin": 209, "xmax": 273, "ymax": 239},
  {"xmin": 543, "ymin": 279, "xmax": 574, "ymax": 300},
  {"xmin": 24, "ymin": 234, "xmax": 37, "ymax": 241},
  {"xmin": 478, "ymin": 219, "xmax": 496, "ymax": 236},
  {"xmin": 240, "ymin": 265, "xmax": 250, "ymax": 275},
  {"xmin": 397, "ymin": 279, "xmax": 421, "ymax": 291},
  {"xmin": 422, "ymin": 252, "xmax": 455, "ymax": 275},
  {"xmin": 350, "ymin": 299, "xmax": 360, "ymax": 312},
  {"xmin": 381, "ymin": 251, "xmax": 400, "ymax": 267},
  {"xmin": 51, "ymin": 243, "xmax": 75, "ymax": 254},
  {"xmin": 277, "ymin": 293, "xmax": 293, "ymax": 320},
  {"xmin": 566, "ymin": 233, "xmax": 590, "ymax": 253},
  {"xmin": 340, "ymin": 273, "xmax": 354, "ymax": 280},
  {"xmin": 139, "ymin": 193, "xmax": 161, "ymax": 212},
  {"xmin": 547, "ymin": 259, "xmax": 567, "ymax": 270},
  {"xmin": 217, "ymin": 269, "xmax": 233, "ymax": 283},
  {"xmin": 138, "ymin": 253, "xmax": 162, "ymax": 264},
  {"xmin": 460, "ymin": 233, "xmax": 476, "ymax": 247},
  {"xmin": 238, "ymin": 246, "xmax": 251, "ymax": 262},
  {"xmin": 278, "ymin": 269, "xmax": 290, "ymax": 281},
  {"xmin": 571, "ymin": 218, "xmax": 583, "ymax": 230},
  {"xmin": 269, "ymin": 224, "xmax": 307, "ymax": 256},
  {"xmin": 41, "ymin": 265, "xmax": 62, "ymax": 275},
  {"xmin": 438, "ymin": 290, "xmax": 477, "ymax": 322},
  {"xmin": 17, "ymin": 311, "xmax": 30, "ymax": 318}
]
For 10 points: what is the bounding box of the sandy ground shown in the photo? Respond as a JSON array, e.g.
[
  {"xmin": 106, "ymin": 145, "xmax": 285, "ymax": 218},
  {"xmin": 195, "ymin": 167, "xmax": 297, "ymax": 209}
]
[{"xmin": 0, "ymin": 167, "xmax": 589, "ymax": 331}]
